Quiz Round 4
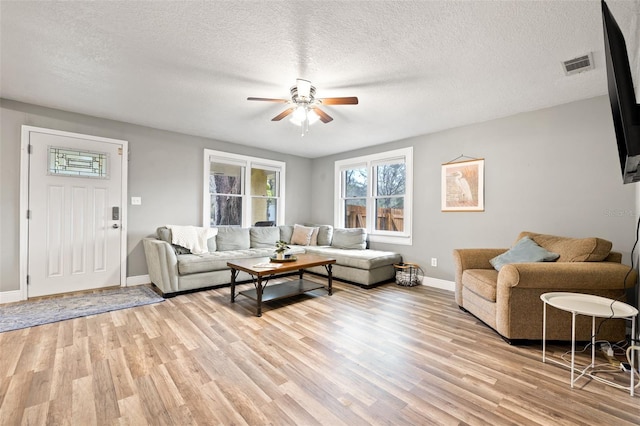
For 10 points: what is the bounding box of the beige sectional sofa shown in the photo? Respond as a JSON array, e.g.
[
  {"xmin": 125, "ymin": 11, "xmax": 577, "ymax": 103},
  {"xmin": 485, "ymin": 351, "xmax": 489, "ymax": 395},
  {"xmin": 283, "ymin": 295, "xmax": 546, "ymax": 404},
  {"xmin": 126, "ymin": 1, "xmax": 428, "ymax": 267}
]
[
  {"xmin": 143, "ymin": 224, "xmax": 402, "ymax": 297},
  {"xmin": 453, "ymin": 231, "xmax": 637, "ymax": 343}
]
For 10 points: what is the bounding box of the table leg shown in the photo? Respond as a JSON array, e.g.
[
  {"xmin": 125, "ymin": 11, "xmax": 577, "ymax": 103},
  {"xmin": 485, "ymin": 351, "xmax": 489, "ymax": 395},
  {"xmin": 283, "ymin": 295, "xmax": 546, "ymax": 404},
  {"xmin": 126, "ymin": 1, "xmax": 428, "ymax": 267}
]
[
  {"xmin": 590, "ymin": 316, "xmax": 595, "ymax": 367},
  {"xmin": 230, "ymin": 268, "xmax": 237, "ymax": 303},
  {"xmin": 256, "ymin": 276, "xmax": 263, "ymax": 317},
  {"xmin": 571, "ymin": 312, "xmax": 576, "ymax": 388},
  {"xmin": 327, "ymin": 264, "xmax": 333, "ymax": 296},
  {"xmin": 542, "ymin": 302, "xmax": 547, "ymax": 363},
  {"xmin": 632, "ymin": 316, "xmax": 636, "ymax": 397}
]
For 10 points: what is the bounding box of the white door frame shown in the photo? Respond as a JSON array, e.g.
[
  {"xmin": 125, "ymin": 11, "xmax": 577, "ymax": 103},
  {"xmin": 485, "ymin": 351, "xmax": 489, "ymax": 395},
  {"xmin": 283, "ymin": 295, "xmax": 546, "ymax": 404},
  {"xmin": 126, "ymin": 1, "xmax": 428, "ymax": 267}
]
[{"xmin": 19, "ymin": 125, "xmax": 128, "ymax": 301}]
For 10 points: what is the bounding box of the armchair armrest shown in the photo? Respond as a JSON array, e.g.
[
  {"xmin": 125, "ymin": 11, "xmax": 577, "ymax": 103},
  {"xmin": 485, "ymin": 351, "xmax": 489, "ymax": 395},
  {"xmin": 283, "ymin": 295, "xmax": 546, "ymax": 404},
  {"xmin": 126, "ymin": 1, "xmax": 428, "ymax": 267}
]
[
  {"xmin": 498, "ymin": 261, "xmax": 637, "ymax": 291},
  {"xmin": 495, "ymin": 261, "xmax": 636, "ymax": 340},
  {"xmin": 453, "ymin": 248, "xmax": 507, "ymax": 305}
]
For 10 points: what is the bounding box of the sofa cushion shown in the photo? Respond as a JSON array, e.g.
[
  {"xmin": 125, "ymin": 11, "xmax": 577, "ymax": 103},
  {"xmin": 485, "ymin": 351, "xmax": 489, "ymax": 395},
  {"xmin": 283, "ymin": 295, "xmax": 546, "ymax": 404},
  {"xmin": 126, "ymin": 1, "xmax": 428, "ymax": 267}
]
[
  {"xmin": 490, "ymin": 236, "xmax": 559, "ymax": 271},
  {"xmin": 291, "ymin": 224, "xmax": 315, "ymax": 245},
  {"xmin": 304, "ymin": 246, "xmax": 401, "ymax": 269},
  {"xmin": 331, "ymin": 228, "xmax": 366, "ymax": 249},
  {"xmin": 279, "ymin": 225, "xmax": 294, "ymax": 244},
  {"xmin": 216, "ymin": 227, "xmax": 250, "ymax": 251},
  {"xmin": 177, "ymin": 248, "xmax": 274, "ymax": 275},
  {"xmin": 462, "ymin": 269, "xmax": 499, "ymax": 302},
  {"xmin": 518, "ymin": 232, "xmax": 612, "ymax": 262},
  {"xmin": 316, "ymin": 225, "xmax": 333, "ymax": 246},
  {"xmin": 250, "ymin": 226, "xmax": 280, "ymax": 248}
]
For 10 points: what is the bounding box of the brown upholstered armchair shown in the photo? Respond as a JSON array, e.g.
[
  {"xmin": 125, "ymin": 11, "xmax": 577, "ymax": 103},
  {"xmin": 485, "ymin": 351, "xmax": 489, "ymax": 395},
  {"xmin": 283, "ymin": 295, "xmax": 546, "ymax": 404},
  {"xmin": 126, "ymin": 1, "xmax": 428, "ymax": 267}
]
[{"xmin": 453, "ymin": 232, "xmax": 637, "ymax": 343}]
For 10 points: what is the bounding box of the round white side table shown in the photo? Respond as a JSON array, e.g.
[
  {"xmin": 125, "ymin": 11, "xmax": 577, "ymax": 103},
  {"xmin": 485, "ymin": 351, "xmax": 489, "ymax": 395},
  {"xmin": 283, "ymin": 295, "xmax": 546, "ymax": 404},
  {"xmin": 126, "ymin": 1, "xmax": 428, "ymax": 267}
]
[{"xmin": 540, "ymin": 292, "xmax": 638, "ymax": 396}]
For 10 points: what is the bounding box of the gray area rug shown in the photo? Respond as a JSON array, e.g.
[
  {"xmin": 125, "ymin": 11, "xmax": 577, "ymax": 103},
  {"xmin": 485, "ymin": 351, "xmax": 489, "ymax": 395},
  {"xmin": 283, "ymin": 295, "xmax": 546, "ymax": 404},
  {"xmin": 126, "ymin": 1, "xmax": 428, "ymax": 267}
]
[{"xmin": 0, "ymin": 286, "xmax": 164, "ymax": 333}]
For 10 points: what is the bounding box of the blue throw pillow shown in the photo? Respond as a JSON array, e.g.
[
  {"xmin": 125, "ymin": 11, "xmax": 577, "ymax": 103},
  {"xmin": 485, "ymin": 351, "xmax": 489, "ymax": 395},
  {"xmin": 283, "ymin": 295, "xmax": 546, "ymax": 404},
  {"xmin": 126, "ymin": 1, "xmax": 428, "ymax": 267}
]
[{"xmin": 490, "ymin": 236, "xmax": 559, "ymax": 271}]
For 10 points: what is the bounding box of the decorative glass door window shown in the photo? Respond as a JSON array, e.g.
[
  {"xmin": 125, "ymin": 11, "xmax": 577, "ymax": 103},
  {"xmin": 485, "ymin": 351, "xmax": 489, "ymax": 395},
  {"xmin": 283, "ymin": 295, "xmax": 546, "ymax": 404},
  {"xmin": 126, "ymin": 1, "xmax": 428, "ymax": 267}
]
[{"xmin": 48, "ymin": 146, "xmax": 108, "ymax": 179}]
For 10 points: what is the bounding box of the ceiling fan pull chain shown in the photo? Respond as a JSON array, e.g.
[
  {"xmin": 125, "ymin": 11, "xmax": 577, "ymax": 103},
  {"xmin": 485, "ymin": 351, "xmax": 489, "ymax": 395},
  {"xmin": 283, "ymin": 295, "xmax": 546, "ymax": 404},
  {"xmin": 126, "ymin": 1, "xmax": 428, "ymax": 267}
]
[{"xmin": 302, "ymin": 111, "xmax": 309, "ymax": 136}]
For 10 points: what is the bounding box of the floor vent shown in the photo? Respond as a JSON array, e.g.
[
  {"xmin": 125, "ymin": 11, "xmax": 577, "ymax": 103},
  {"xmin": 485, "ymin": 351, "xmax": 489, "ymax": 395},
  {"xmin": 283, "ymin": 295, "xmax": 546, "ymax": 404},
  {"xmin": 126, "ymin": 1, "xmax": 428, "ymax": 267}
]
[{"xmin": 563, "ymin": 53, "xmax": 594, "ymax": 75}]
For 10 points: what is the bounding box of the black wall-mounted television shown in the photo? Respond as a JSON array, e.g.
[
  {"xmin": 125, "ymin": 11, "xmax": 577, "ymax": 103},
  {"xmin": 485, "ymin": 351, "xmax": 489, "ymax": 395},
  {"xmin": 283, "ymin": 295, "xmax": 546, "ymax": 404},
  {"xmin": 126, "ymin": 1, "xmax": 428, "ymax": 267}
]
[{"xmin": 602, "ymin": 0, "xmax": 640, "ymax": 184}]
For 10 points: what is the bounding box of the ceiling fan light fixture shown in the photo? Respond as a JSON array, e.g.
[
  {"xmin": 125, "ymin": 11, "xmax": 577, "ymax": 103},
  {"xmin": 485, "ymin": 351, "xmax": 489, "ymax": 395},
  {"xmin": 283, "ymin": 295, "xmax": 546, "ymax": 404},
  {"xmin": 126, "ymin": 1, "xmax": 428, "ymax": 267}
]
[
  {"xmin": 290, "ymin": 106, "xmax": 320, "ymax": 126},
  {"xmin": 307, "ymin": 109, "xmax": 320, "ymax": 124},
  {"xmin": 291, "ymin": 105, "xmax": 307, "ymax": 123},
  {"xmin": 248, "ymin": 79, "xmax": 357, "ymax": 132}
]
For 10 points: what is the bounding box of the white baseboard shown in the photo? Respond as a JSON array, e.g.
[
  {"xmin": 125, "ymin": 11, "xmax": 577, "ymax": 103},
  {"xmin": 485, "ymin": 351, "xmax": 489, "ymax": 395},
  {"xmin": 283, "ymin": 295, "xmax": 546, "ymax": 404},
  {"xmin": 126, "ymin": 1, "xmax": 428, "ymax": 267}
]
[
  {"xmin": 126, "ymin": 275, "xmax": 151, "ymax": 286},
  {"xmin": 422, "ymin": 276, "xmax": 455, "ymax": 292},
  {"xmin": 0, "ymin": 289, "xmax": 24, "ymax": 304}
]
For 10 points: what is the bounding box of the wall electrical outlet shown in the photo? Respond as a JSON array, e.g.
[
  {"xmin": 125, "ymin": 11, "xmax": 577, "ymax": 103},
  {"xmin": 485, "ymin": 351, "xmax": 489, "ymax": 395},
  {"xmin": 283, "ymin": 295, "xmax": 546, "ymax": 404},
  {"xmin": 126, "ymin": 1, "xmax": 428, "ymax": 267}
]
[{"xmin": 431, "ymin": 258, "xmax": 437, "ymax": 267}]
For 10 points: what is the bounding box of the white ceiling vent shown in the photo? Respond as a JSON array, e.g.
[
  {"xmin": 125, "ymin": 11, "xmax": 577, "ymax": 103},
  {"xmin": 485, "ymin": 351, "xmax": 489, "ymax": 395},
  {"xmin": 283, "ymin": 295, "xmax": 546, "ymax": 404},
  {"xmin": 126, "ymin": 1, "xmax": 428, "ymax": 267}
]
[{"xmin": 562, "ymin": 53, "xmax": 594, "ymax": 76}]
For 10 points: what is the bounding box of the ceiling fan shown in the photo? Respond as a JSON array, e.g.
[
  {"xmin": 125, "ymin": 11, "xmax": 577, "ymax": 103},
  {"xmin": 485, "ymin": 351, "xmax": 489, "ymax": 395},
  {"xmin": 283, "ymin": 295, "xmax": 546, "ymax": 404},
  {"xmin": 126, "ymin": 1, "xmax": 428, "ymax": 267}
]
[{"xmin": 247, "ymin": 79, "xmax": 358, "ymax": 135}]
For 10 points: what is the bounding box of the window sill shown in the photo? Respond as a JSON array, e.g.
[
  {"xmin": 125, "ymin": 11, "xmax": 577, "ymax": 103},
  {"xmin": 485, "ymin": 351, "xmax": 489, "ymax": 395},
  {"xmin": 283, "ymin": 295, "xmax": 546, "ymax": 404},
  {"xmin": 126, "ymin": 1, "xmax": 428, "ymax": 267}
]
[{"xmin": 369, "ymin": 234, "xmax": 412, "ymax": 246}]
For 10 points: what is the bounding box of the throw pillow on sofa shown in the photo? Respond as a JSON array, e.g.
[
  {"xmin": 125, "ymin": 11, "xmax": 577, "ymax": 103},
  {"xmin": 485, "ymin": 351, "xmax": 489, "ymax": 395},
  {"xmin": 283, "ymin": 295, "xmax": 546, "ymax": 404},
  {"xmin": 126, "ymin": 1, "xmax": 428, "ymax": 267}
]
[
  {"xmin": 331, "ymin": 228, "xmax": 367, "ymax": 249},
  {"xmin": 302, "ymin": 223, "xmax": 334, "ymax": 246},
  {"xmin": 291, "ymin": 224, "xmax": 315, "ymax": 245},
  {"xmin": 489, "ymin": 236, "xmax": 560, "ymax": 271},
  {"xmin": 517, "ymin": 231, "xmax": 612, "ymax": 262}
]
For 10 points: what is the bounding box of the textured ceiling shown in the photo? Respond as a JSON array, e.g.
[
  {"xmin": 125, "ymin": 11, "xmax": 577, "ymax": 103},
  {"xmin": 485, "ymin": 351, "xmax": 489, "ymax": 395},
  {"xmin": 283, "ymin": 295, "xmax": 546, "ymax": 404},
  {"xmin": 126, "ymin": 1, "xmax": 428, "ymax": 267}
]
[{"xmin": 1, "ymin": 1, "xmax": 639, "ymax": 158}]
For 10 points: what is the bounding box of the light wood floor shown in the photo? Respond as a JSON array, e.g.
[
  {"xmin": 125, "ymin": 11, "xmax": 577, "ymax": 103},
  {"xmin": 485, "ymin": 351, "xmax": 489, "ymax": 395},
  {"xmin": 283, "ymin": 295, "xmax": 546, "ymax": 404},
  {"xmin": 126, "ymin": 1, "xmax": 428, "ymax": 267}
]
[{"xmin": 1, "ymin": 277, "xmax": 638, "ymax": 425}]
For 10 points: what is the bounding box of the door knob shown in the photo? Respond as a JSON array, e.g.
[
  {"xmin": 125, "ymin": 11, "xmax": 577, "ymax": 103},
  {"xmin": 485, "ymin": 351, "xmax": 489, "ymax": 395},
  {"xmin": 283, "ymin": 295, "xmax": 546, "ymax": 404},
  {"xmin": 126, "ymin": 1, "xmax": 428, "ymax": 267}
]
[{"xmin": 112, "ymin": 224, "xmax": 120, "ymax": 229}]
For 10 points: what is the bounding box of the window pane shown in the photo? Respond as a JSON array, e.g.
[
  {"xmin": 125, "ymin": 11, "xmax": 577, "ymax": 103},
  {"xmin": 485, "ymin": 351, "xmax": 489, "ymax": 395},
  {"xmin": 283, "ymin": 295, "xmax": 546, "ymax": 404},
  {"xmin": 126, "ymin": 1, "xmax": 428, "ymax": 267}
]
[
  {"xmin": 375, "ymin": 198, "xmax": 404, "ymax": 231},
  {"xmin": 251, "ymin": 197, "xmax": 277, "ymax": 225},
  {"xmin": 211, "ymin": 195, "xmax": 242, "ymax": 226},
  {"xmin": 376, "ymin": 163, "xmax": 405, "ymax": 196},
  {"xmin": 345, "ymin": 168, "xmax": 367, "ymax": 197},
  {"xmin": 344, "ymin": 199, "xmax": 366, "ymax": 228},
  {"xmin": 251, "ymin": 168, "xmax": 278, "ymax": 196},
  {"xmin": 210, "ymin": 163, "xmax": 242, "ymax": 195}
]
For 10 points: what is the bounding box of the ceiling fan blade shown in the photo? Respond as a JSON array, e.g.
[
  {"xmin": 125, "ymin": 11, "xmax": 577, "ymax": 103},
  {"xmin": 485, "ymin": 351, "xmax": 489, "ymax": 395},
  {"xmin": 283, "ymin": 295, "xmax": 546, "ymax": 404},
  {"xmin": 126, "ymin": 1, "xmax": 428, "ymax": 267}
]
[
  {"xmin": 318, "ymin": 96, "xmax": 359, "ymax": 105},
  {"xmin": 313, "ymin": 107, "xmax": 333, "ymax": 123},
  {"xmin": 247, "ymin": 97, "xmax": 289, "ymax": 103},
  {"xmin": 272, "ymin": 108, "xmax": 295, "ymax": 121}
]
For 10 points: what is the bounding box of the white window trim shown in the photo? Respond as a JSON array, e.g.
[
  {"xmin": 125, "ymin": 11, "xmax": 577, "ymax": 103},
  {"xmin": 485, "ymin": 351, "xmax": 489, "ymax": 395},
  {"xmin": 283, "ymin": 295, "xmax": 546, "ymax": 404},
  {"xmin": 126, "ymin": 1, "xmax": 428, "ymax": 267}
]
[
  {"xmin": 334, "ymin": 147, "xmax": 413, "ymax": 246},
  {"xmin": 203, "ymin": 149, "xmax": 285, "ymax": 227}
]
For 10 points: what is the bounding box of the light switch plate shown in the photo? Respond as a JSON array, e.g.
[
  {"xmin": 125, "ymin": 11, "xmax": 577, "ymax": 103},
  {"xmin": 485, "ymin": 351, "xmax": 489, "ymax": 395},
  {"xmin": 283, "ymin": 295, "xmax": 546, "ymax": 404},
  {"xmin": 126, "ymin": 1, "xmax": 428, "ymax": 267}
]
[{"xmin": 131, "ymin": 197, "xmax": 142, "ymax": 205}]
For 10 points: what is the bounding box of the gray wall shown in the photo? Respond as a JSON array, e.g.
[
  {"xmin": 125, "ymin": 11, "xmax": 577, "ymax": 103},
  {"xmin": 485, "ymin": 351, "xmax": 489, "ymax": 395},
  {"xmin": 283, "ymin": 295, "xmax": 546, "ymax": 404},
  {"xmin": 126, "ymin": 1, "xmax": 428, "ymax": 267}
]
[
  {"xmin": 2, "ymin": 95, "xmax": 638, "ymax": 294},
  {"xmin": 310, "ymin": 96, "xmax": 638, "ymax": 281},
  {"xmin": 0, "ymin": 99, "xmax": 312, "ymax": 292}
]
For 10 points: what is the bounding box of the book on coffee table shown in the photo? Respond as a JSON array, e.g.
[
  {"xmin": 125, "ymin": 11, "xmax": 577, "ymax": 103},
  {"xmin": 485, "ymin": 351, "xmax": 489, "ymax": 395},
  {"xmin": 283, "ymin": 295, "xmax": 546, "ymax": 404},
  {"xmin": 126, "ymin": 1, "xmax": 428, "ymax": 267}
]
[{"xmin": 252, "ymin": 262, "xmax": 283, "ymax": 269}]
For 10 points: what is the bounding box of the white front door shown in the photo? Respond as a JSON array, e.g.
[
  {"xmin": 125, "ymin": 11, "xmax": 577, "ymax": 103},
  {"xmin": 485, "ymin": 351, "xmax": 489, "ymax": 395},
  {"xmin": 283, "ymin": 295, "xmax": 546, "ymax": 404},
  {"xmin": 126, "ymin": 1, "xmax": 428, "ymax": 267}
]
[{"xmin": 25, "ymin": 127, "xmax": 126, "ymax": 297}]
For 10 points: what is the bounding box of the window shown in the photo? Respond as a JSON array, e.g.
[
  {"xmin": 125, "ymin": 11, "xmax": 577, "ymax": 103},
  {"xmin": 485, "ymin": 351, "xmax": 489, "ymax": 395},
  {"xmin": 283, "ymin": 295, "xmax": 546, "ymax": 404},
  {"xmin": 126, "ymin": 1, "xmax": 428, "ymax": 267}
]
[
  {"xmin": 203, "ymin": 150, "xmax": 285, "ymax": 227},
  {"xmin": 335, "ymin": 147, "xmax": 412, "ymax": 245}
]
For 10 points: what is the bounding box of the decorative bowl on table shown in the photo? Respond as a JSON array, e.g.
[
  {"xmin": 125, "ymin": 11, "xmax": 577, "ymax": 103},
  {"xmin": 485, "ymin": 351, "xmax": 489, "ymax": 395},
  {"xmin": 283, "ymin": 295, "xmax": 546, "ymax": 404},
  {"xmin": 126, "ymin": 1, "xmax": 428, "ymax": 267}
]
[{"xmin": 270, "ymin": 254, "xmax": 297, "ymax": 263}]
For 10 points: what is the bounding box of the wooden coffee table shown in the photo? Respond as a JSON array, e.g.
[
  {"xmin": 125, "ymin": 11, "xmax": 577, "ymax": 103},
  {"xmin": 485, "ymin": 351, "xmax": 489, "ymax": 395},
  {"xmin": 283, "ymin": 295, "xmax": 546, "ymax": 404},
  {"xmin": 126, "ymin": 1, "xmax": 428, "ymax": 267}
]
[{"xmin": 228, "ymin": 253, "xmax": 336, "ymax": 317}]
